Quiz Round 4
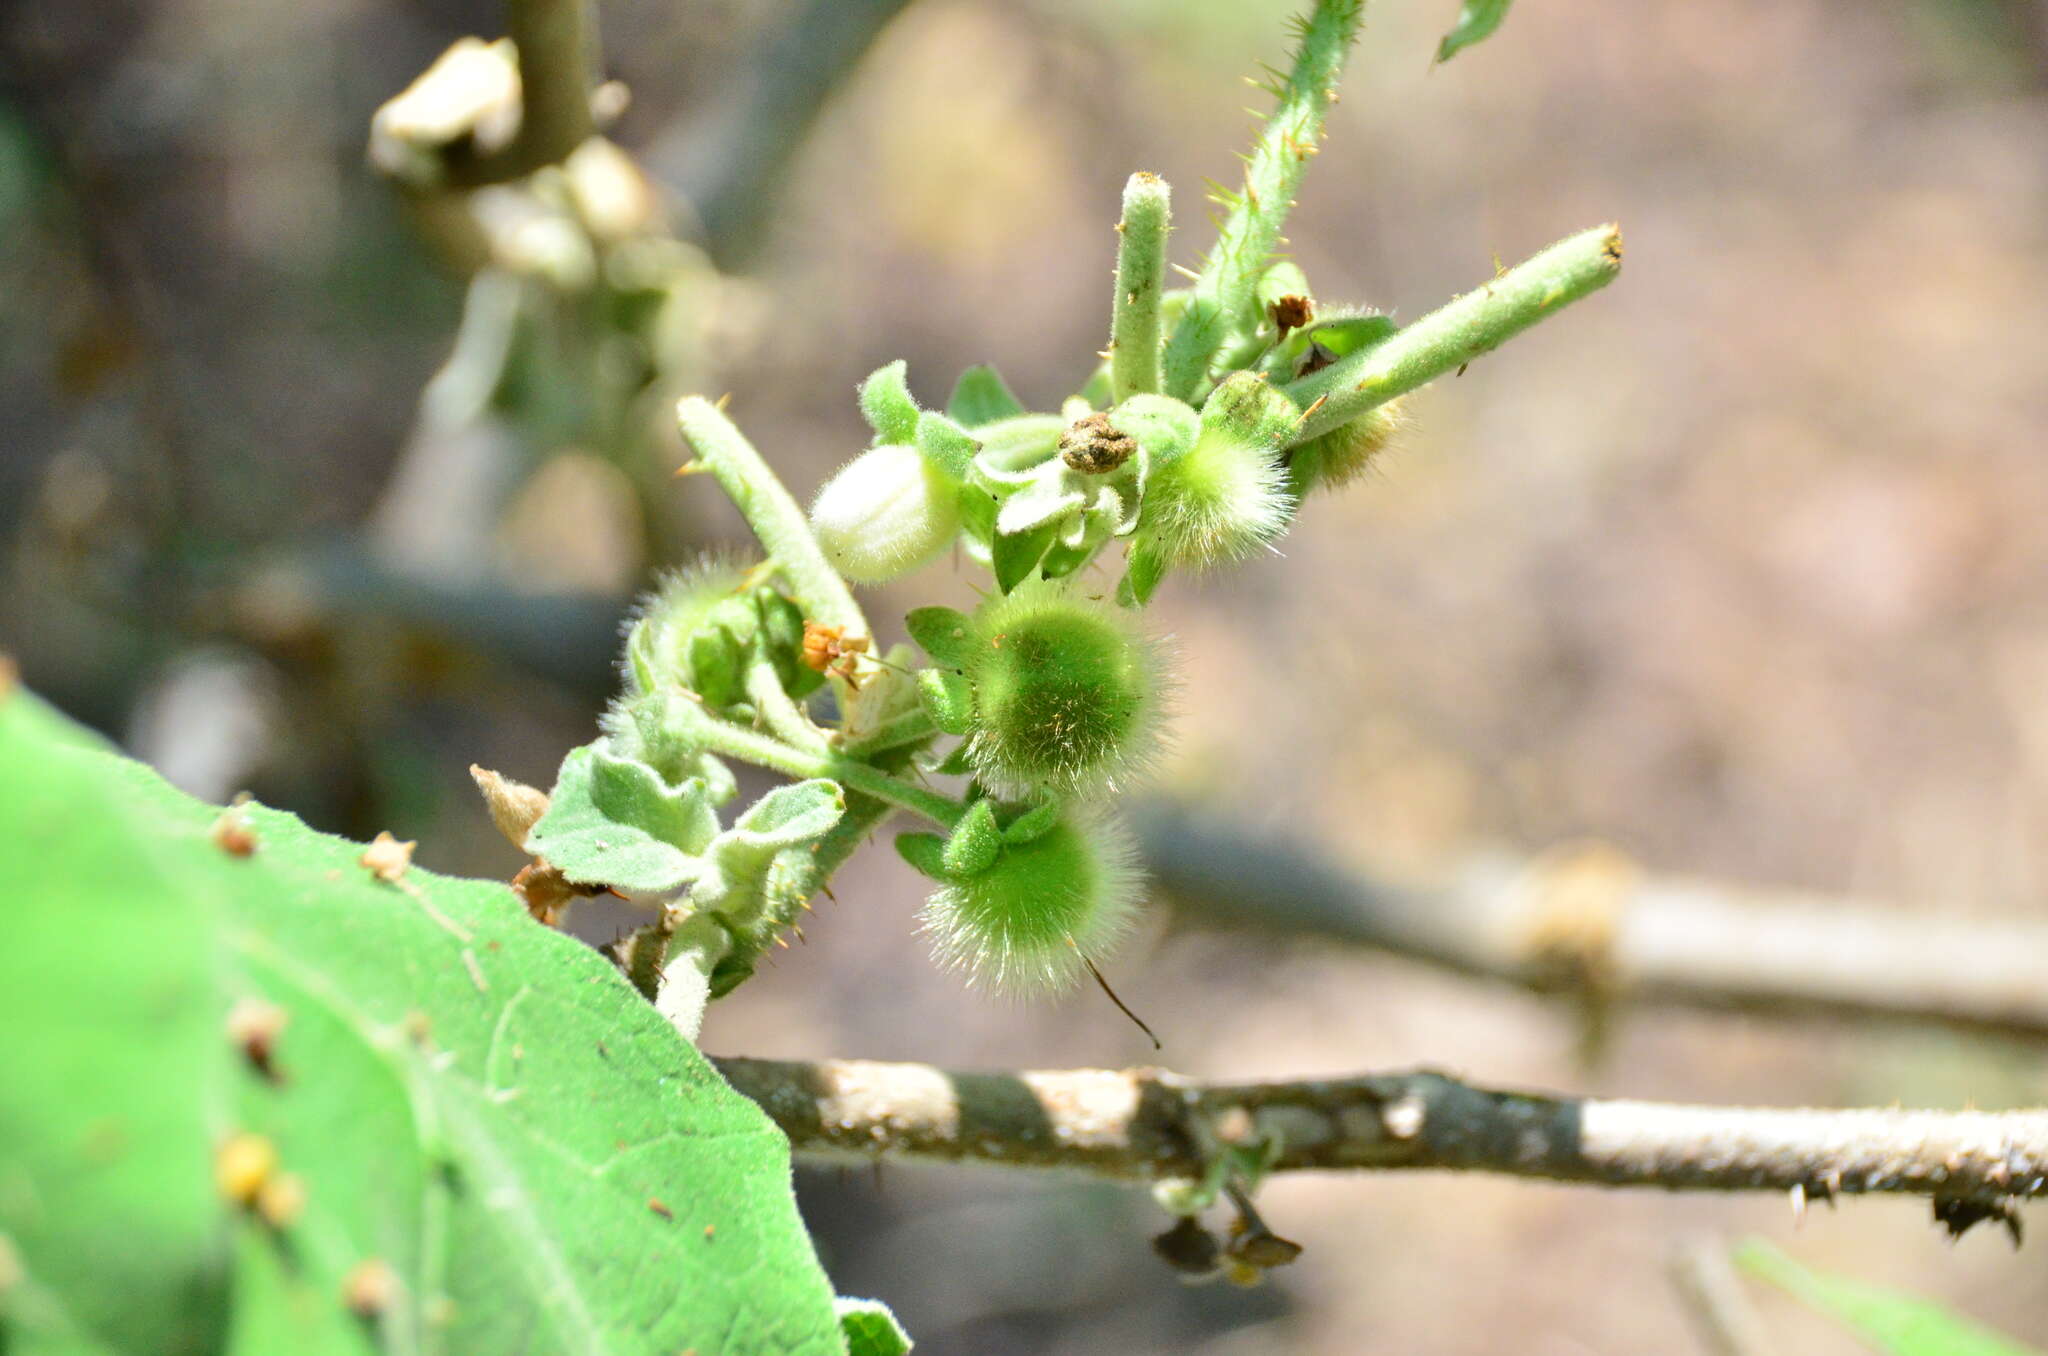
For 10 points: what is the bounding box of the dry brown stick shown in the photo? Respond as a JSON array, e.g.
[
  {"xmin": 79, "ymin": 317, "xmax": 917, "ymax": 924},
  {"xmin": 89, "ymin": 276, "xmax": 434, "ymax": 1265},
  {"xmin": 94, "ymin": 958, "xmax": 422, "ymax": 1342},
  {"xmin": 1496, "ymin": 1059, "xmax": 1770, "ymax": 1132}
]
[
  {"xmin": 1134, "ymin": 805, "xmax": 2048, "ymax": 1041},
  {"xmin": 712, "ymin": 1056, "xmax": 2048, "ymax": 1212}
]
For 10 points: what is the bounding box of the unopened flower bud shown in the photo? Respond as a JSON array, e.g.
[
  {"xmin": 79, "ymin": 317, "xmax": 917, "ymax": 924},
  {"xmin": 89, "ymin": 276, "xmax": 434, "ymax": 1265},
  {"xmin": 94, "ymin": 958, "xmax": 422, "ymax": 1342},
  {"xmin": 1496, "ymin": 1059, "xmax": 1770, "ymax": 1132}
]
[{"xmin": 810, "ymin": 444, "xmax": 961, "ymax": 584}]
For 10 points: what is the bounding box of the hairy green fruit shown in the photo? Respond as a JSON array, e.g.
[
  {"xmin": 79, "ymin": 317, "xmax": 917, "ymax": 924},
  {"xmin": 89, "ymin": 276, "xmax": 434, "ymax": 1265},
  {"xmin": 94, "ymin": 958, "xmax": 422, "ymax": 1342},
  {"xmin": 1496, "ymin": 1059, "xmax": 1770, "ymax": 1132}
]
[
  {"xmin": 1139, "ymin": 371, "xmax": 1295, "ymax": 569},
  {"xmin": 960, "ymin": 579, "xmax": 1167, "ymax": 795},
  {"xmin": 810, "ymin": 443, "xmax": 962, "ymax": 584},
  {"xmin": 1290, "ymin": 398, "xmax": 1406, "ymax": 495},
  {"xmin": 622, "ymin": 553, "xmax": 757, "ymax": 699},
  {"xmin": 918, "ymin": 811, "xmax": 1143, "ymax": 995}
]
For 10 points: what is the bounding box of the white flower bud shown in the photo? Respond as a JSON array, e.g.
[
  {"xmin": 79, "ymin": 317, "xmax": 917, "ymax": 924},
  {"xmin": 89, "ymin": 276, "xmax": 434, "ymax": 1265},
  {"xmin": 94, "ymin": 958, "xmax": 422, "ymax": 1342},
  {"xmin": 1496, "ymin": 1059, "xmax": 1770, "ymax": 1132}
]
[{"xmin": 809, "ymin": 444, "xmax": 961, "ymax": 585}]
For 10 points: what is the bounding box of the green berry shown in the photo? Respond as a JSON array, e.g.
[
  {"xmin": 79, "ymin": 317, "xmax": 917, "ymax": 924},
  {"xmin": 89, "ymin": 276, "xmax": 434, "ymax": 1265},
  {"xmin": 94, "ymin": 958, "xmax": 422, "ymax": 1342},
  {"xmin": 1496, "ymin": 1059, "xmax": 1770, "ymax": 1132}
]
[
  {"xmin": 919, "ymin": 811, "xmax": 1143, "ymax": 994},
  {"xmin": 960, "ymin": 578, "xmax": 1168, "ymax": 795},
  {"xmin": 622, "ymin": 553, "xmax": 756, "ymax": 699},
  {"xmin": 1139, "ymin": 371, "xmax": 1294, "ymax": 569},
  {"xmin": 1291, "ymin": 398, "xmax": 1405, "ymax": 495}
]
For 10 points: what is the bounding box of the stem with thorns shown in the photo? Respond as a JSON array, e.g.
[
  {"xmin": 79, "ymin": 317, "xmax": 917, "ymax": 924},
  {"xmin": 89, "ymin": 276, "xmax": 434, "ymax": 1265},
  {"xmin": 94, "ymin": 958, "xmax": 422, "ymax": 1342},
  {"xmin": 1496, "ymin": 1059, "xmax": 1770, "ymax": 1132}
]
[
  {"xmin": 671, "ymin": 698, "xmax": 964, "ymax": 828},
  {"xmin": 677, "ymin": 397, "xmax": 867, "ymax": 640},
  {"xmin": 1282, "ymin": 224, "xmax": 1623, "ymax": 443},
  {"xmin": 1160, "ymin": 0, "xmax": 1367, "ymax": 402}
]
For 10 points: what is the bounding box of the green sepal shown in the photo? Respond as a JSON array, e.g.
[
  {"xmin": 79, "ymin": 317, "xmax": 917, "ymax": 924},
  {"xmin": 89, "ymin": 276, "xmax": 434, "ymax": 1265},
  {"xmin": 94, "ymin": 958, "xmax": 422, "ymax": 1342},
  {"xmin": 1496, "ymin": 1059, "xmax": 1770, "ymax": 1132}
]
[
  {"xmin": 1002, "ymin": 800, "xmax": 1061, "ymax": 844},
  {"xmin": 687, "ymin": 622, "xmax": 747, "ymax": 710},
  {"xmin": 916, "ymin": 668, "xmax": 975, "ymax": 736},
  {"xmin": 756, "ymin": 588, "xmax": 825, "ymax": 700},
  {"xmin": 1038, "ymin": 538, "xmax": 1092, "ymax": 580},
  {"xmin": 1255, "ymin": 260, "xmax": 1312, "ymax": 312},
  {"xmin": 895, "ymin": 831, "xmax": 949, "ymax": 881},
  {"xmin": 837, "ymin": 1297, "xmax": 914, "ymax": 1356},
  {"xmin": 1305, "ymin": 312, "xmax": 1397, "ymax": 357},
  {"xmin": 1117, "ymin": 541, "xmax": 1169, "ymax": 608},
  {"xmin": 971, "ymin": 415, "xmax": 1064, "ymax": 475},
  {"xmin": 525, "ymin": 741, "xmax": 723, "ymax": 894},
  {"xmin": 919, "ymin": 742, "xmax": 975, "ymax": 777},
  {"xmin": 956, "ymin": 484, "xmax": 998, "ymax": 551},
  {"xmin": 946, "ymin": 365, "xmax": 1025, "ymax": 427},
  {"xmin": 914, "ymin": 410, "xmax": 979, "ymax": 482},
  {"xmin": 1259, "ymin": 310, "xmax": 1397, "ymax": 384},
  {"xmin": 1111, "ymin": 394, "xmax": 1199, "ymax": 470},
  {"xmin": 859, "ymin": 359, "xmax": 920, "ymax": 444},
  {"xmin": 905, "ymin": 606, "xmax": 977, "ymax": 668},
  {"xmin": 992, "ymin": 518, "xmax": 1057, "ymax": 593},
  {"xmin": 1200, "ymin": 370, "xmax": 1299, "ymax": 453},
  {"xmin": 994, "ymin": 469, "xmax": 1085, "ymax": 537},
  {"xmin": 941, "ymin": 799, "xmax": 1003, "ymax": 878}
]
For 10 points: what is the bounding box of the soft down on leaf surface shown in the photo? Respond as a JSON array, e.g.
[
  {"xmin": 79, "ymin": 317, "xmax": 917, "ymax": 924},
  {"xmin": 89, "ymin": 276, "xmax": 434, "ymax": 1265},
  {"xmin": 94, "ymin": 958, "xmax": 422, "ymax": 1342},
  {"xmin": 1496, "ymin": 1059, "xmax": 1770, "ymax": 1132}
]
[{"xmin": 0, "ymin": 688, "xmax": 857, "ymax": 1355}]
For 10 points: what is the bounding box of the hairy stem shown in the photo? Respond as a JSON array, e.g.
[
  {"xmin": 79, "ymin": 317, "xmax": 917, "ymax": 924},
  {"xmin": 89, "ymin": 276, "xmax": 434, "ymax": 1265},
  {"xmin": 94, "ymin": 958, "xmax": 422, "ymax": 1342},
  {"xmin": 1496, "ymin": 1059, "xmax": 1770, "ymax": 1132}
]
[
  {"xmin": 1161, "ymin": 0, "xmax": 1367, "ymax": 401},
  {"xmin": 676, "ymin": 397, "xmax": 866, "ymax": 639},
  {"xmin": 714, "ymin": 1055, "xmax": 2048, "ymax": 1208},
  {"xmin": 674, "ymin": 700, "xmax": 963, "ymax": 828},
  {"xmin": 1283, "ymin": 223, "xmax": 1623, "ymax": 442},
  {"xmin": 835, "ymin": 707, "xmax": 940, "ymax": 759},
  {"xmin": 744, "ymin": 658, "xmax": 828, "ymax": 755},
  {"xmin": 1109, "ymin": 173, "xmax": 1172, "ymax": 402}
]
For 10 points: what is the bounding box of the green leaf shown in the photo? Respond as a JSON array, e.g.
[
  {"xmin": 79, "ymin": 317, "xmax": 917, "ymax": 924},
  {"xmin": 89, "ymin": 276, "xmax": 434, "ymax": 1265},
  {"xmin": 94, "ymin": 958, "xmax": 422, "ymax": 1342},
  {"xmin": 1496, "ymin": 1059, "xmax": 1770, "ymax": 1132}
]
[
  {"xmin": 913, "ymin": 410, "xmax": 979, "ymax": 483},
  {"xmin": 1437, "ymin": 0, "xmax": 1513, "ymax": 62},
  {"xmin": 904, "ymin": 606, "xmax": 977, "ymax": 669},
  {"xmin": 956, "ymin": 484, "xmax": 998, "ymax": 552},
  {"xmin": 941, "ymin": 799, "xmax": 1003, "ymax": 878},
  {"xmin": 837, "ymin": 1297, "xmax": 913, "ymax": 1355},
  {"xmin": 1734, "ymin": 1239, "xmax": 2042, "ymax": 1356},
  {"xmin": 858, "ymin": 359, "xmax": 920, "ymax": 444},
  {"xmin": 0, "ymin": 690, "xmax": 851, "ymax": 1354},
  {"xmin": 525, "ymin": 741, "xmax": 721, "ymax": 893},
  {"xmin": 685, "ymin": 779, "xmax": 845, "ymax": 922},
  {"xmin": 992, "ymin": 518, "xmax": 1058, "ymax": 594},
  {"xmin": 945, "ymin": 365, "xmax": 1024, "ymax": 427}
]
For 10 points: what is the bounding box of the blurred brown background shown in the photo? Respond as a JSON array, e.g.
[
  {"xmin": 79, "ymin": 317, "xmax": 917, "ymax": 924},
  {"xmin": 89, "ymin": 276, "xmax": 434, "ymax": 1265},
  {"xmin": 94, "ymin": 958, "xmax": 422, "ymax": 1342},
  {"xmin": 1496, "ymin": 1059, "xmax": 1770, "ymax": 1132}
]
[{"xmin": 5, "ymin": 0, "xmax": 2047, "ymax": 1350}]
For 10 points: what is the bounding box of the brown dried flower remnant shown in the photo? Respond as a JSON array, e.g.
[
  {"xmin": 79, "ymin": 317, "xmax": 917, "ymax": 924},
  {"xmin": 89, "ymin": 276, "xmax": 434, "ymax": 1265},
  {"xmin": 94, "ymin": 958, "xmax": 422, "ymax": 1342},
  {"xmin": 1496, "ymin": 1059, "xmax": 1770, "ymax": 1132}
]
[
  {"xmin": 1059, "ymin": 412, "xmax": 1137, "ymax": 475},
  {"xmin": 1269, "ymin": 293, "xmax": 1314, "ymax": 339},
  {"xmin": 800, "ymin": 620, "xmax": 870, "ymax": 681}
]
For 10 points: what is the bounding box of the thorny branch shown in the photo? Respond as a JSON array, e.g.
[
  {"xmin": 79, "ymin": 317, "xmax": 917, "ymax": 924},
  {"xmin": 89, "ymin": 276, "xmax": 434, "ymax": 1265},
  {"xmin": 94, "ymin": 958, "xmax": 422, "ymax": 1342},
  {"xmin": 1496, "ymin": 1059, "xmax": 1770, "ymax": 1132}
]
[{"xmin": 714, "ymin": 1055, "xmax": 2046, "ymax": 1231}]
